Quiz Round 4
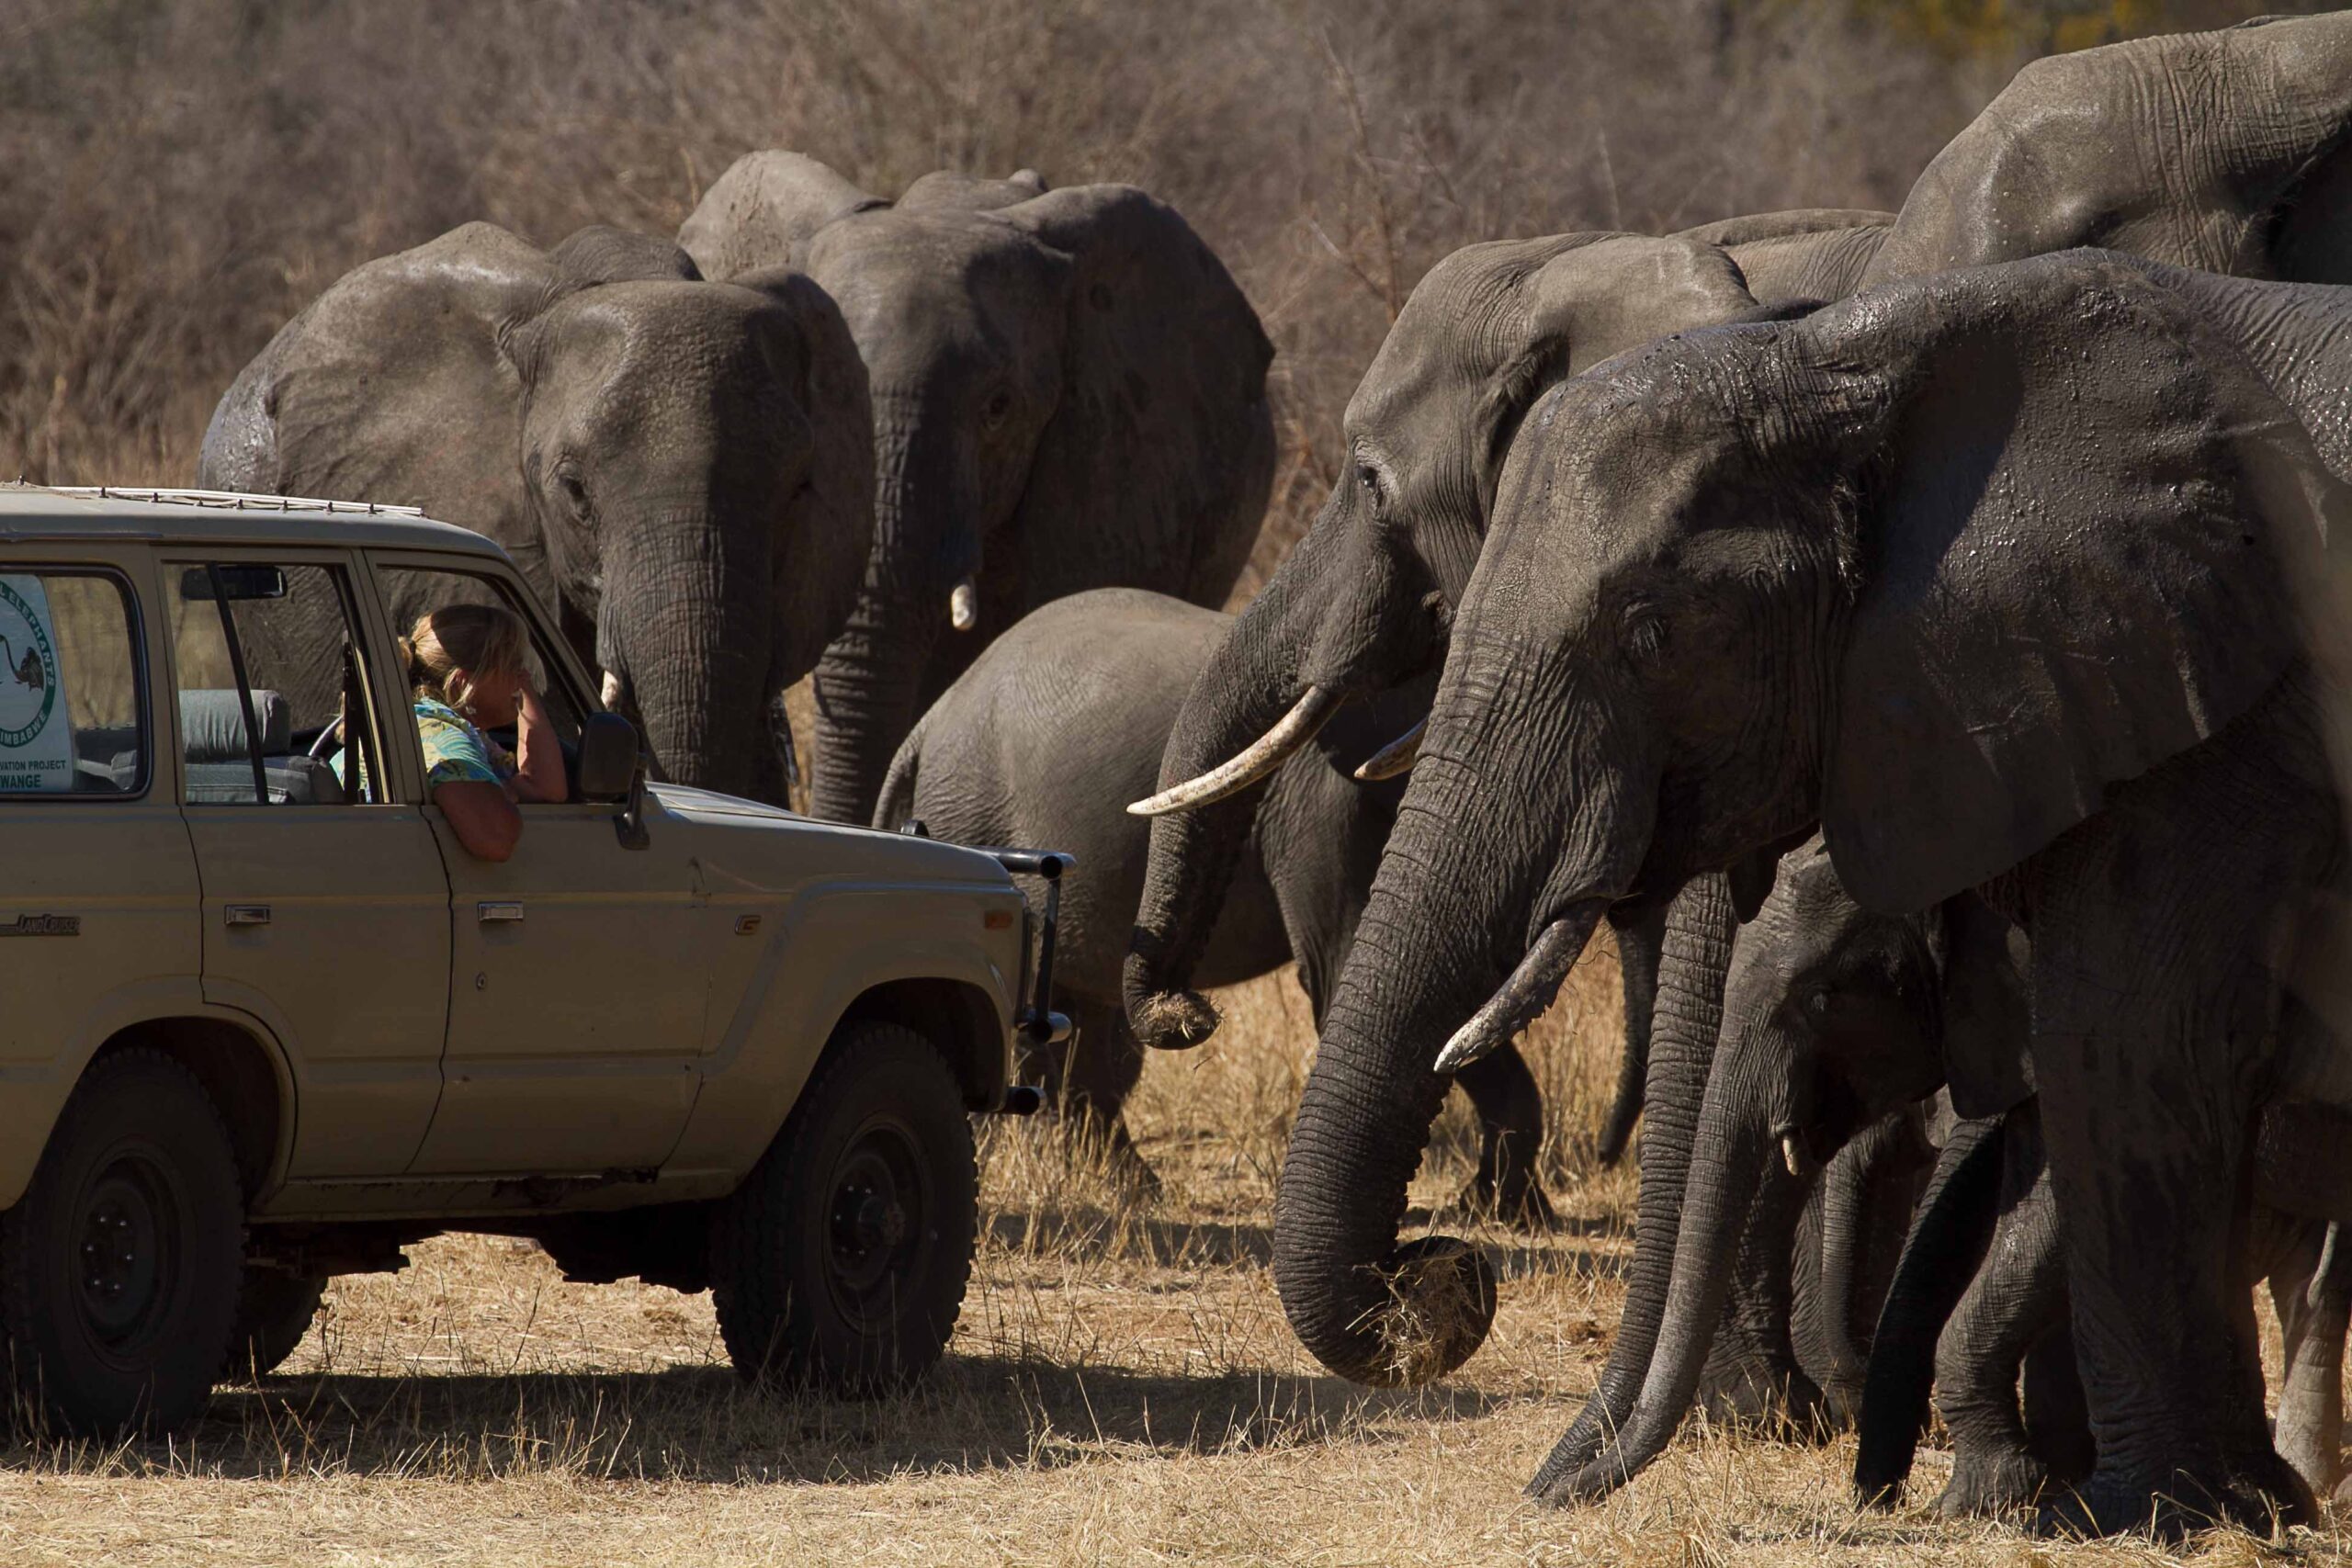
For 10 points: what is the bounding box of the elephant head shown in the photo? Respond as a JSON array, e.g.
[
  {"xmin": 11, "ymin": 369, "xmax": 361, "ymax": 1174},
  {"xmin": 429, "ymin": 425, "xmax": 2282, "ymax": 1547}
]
[
  {"xmin": 1118, "ymin": 225, "xmax": 1839, "ymax": 1049},
  {"xmin": 200, "ymin": 221, "xmax": 872, "ymax": 802},
  {"xmin": 681, "ymin": 152, "xmax": 1276, "ymax": 823},
  {"xmin": 1269, "ymin": 250, "xmax": 2343, "ymax": 1455}
]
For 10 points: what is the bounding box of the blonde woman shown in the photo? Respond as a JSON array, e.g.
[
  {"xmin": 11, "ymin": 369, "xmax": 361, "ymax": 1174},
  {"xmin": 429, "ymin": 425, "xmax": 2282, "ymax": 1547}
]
[{"xmin": 397, "ymin": 603, "xmax": 567, "ymax": 860}]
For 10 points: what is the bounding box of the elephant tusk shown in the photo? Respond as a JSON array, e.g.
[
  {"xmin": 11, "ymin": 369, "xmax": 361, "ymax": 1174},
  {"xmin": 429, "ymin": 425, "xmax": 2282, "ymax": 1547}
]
[
  {"xmin": 1352, "ymin": 718, "xmax": 1425, "ymax": 782},
  {"xmin": 1781, "ymin": 1132, "xmax": 1812, "ymax": 1180},
  {"xmin": 600, "ymin": 668, "xmax": 627, "ymax": 711},
  {"xmin": 1126, "ymin": 684, "xmax": 1342, "ymax": 817},
  {"xmin": 949, "ymin": 578, "xmax": 978, "ymax": 633},
  {"xmin": 1434, "ymin": 904, "xmax": 1605, "ymax": 1074}
]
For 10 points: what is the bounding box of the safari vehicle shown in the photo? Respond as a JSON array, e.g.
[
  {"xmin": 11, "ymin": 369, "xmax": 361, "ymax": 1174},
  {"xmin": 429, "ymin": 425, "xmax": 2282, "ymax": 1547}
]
[{"xmin": 0, "ymin": 483, "xmax": 1066, "ymax": 1436}]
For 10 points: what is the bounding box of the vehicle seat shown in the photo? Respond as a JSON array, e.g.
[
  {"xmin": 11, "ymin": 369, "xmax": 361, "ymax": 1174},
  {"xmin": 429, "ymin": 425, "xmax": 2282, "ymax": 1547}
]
[{"xmin": 171, "ymin": 688, "xmax": 346, "ymax": 805}]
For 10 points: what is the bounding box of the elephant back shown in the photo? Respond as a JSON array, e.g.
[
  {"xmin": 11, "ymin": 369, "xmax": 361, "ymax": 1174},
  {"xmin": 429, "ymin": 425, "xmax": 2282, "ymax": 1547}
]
[{"xmin": 679, "ymin": 151, "xmax": 888, "ymax": 278}]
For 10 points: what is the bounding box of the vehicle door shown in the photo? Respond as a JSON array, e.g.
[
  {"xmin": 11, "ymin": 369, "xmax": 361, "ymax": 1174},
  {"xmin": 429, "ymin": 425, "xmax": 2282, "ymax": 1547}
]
[
  {"xmin": 0, "ymin": 549, "xmax": 199, "ymax": 1112},
  {"xmin": 162, "ymin": 551, "xmax": 452, "ymax": 1177},
  {"xmin": 372, "ymin": 558, "xmax": 707, "ymax": 1175}
]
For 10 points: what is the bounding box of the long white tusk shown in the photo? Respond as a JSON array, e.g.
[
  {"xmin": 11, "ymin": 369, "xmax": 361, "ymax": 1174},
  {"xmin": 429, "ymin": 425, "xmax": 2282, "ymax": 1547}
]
[
  {"xmin": 949, "ymin": 578, "xmax": 978, "ymax": 633},
  {"xmin": 600, "ymin": 669, "xmax": 627, "ymax": 710},
  {"xmin": 1434, "ymin": 905, "xmax": 1604, "ymax": 1074},
  {"xmin": 1126, "ymin": 685, "xmax": 1342, "ymax": 817},
  {"xmin": 1352, "ymin": 718, "xmax": 1425, "ymax": 782}
]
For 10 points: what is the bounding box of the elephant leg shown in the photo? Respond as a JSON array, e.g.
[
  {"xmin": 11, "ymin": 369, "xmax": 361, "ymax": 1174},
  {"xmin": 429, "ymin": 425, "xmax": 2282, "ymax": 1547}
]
[
  {"xmin": 1050, "ymin": 999, "xmax": 1158, "ymax": 1198},
  {"xmin": 2028, "ymin": 802, "xmax": 2318, "ymax": 1537},
  {"xmin": 1698, "ymin": 1160, "xmax": 1828, "ymax": 1439},
  {"xmin": 1450, "ymin": 1046, "xmax": 1554, "ymax": 1231},
  {"xmin": 1933, "ymin": 1119, "xmax": 2069, "ymax": 1518},
  {"xmin": 2021, "ymin": 1326, "xmax": 2096, "ymax": 1486},
  {"xmin": 1796, "ymin": 1112, "xmax": 1927, "ymax": 1426},
  {"xmin": 2273, "ymin": 1221, "xmax": 2349, "ymax": 1499}
]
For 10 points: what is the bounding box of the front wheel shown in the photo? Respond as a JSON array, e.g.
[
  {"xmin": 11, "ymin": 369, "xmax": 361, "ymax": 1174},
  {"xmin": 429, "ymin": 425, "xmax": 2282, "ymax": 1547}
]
[
  {"xmin": 0, "ymin": 1049, "xmax": 244, "ymax": 1435},
  {"xmin": 710, "ymin": 1021, "xmax": 977, "ymax": 1394}
]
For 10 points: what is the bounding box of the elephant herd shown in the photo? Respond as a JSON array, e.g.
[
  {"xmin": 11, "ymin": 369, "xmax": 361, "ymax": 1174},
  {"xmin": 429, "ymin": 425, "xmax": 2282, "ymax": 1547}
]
[{"xmin": 199, "ymin": 10, "xmax": 2352, "ymax": 1540}]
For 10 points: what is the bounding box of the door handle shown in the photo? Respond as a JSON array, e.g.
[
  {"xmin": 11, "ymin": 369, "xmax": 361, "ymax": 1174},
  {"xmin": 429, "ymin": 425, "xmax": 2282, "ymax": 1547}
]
[
  {"xmin": 223, "ymin": 905, "xmax": 270, "ymax": 929},
  {"xmin": 477, "ymin": 901, "xmax": 525, "ymax": 923}
]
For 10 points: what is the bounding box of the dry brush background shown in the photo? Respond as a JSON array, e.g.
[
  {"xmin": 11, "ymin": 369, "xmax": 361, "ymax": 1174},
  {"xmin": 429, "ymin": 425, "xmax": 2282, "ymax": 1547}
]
[{"xmin": 3, "ymin": 1, "xmax": 2346, "ymax": 1562}]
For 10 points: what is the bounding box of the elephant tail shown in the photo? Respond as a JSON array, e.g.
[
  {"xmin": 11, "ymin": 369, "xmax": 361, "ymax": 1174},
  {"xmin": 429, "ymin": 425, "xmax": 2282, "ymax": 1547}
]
[{"xmin": 871, "ymin": 720, "xmax": 926, "ymax": 833}]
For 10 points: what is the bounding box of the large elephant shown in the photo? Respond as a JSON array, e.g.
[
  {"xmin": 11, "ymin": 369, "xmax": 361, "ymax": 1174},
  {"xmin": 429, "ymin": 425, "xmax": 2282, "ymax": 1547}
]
[
  {"xmin": 1236, "ymin": 11, "xmax": 2352, "ymax": 1498},
  {"xmin": 201, "ymin": 222, "xmax": 872, "ymax": 802},
  {"xmin": 1272, "ymin": 248, "xmax": 2352, "ymax": 1531},
  {"xmin": 678, "ymin": 153, "xmax": 1276, "ymax": 824},
  {"xmin": 873, "ymin": 590, "xmax": 1559, "ymax": 1218}
]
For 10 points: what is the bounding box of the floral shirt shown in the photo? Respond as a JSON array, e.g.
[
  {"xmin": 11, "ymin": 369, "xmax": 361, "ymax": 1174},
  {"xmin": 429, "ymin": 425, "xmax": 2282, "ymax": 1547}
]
[
  {"xmin": 413, "ymin": 696, "xmax": 516, "ymax": 788},
  {"xmin": 332, "ymin": 695, "xmax": 514, "ymax": 793}
]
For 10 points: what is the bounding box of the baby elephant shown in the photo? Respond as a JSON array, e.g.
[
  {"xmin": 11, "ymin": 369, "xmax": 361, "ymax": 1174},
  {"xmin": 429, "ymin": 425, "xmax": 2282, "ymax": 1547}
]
[{"xmin": 877, "ymin": 589, "xmax": 1552, "ymax": 1219}]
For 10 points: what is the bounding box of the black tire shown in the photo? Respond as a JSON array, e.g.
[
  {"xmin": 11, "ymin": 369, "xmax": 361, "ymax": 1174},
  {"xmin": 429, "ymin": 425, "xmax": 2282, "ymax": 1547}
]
[
  {"xmin": 711, "ymin": 1021, "xmax": 977, "ymax": 1394},
  {"xmin": 0, "ymin": 1049, "xmax": 243, "ymax": 1436},
  {"xmin": 222, "ymin": 1270, "xmax": 325, "ymax": 1382}
]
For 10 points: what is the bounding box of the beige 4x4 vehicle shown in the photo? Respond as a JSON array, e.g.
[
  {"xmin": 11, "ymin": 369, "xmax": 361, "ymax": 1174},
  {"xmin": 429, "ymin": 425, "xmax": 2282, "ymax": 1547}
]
[{"xmin": 0, "ymin": 484, "xmax": 1065, "ymax": 1435}]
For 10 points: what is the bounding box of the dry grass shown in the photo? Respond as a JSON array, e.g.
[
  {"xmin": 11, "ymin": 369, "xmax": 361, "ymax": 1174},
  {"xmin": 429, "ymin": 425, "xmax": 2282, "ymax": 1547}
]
[{"xmin": 0, "ymin": 949, "xmax": 2339, "ymax": 1566}]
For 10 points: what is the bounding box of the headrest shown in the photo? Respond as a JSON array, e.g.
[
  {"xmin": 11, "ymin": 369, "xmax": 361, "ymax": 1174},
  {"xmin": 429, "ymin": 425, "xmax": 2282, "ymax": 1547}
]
[{"xmin": 181, "ymin": 689, "xmax": 289, "ymax": 762}]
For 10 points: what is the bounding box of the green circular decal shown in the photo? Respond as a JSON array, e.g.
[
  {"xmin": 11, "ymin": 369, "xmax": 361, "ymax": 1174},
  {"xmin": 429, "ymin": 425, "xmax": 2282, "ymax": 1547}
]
[{"xmin": 0, "ymin": 579, "xmax": 59, "ymax": 750}]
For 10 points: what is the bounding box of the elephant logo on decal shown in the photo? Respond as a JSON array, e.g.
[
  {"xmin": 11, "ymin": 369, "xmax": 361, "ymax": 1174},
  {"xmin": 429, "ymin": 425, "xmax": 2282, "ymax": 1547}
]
[{"xmin": 0, "ymin": 579, "xmax": 58, "ymax": 751}]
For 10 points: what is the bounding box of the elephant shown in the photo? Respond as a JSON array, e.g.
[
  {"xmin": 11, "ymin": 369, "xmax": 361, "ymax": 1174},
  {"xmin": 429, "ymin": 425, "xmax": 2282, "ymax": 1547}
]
[
  {"xmin": 1860, "ymin": 1099, "xmax": 2352, "ymax": 1517},
  {"xmin": 677, "ymin": 152, "xmax": 1277, "ymax": 825},
  {"xmin": 200, "ymin": 221, "xmax": 872, "ymax": 802},
  {"xmin": 872, "ymin": 589, "xmax": 1560, "ymax": 1219},
  {"xmin": 1270, "ymin": 245, "xmax": 2352, "ymax": 1532},
  {"xmin": 1235, "ymin": 17, "xmax": 2352, "ymax": 1519}
]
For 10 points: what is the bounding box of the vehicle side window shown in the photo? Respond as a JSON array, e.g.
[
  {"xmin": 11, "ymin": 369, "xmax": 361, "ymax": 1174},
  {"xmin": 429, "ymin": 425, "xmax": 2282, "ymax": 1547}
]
[
  {"xmin": 374, "ymin": 566, "xmax": 585, "ymax": 774},
  {"xmin": 0, "ymin": 570, "xmax": 145, "ymax": 797},
  {"xmin": 166, "ymin": 562, "xmax": 387, "ymax": 807}
]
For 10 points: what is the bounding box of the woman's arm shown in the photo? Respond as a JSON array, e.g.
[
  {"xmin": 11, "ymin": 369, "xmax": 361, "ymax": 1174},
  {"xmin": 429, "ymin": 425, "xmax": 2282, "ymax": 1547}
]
[
  {"xmin": 507, "ymin": 682, "xmax": 570, "ymax": 804},
  {"xmin": 436, "ymin": 779, "xmax": 523, "ymax": 861}
]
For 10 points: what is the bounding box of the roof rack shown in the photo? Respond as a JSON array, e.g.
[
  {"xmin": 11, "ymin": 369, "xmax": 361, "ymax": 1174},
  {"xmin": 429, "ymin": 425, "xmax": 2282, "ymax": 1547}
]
[{"xmin": 41, "ymin": 486, "xmax": 426, "ymax": 518}]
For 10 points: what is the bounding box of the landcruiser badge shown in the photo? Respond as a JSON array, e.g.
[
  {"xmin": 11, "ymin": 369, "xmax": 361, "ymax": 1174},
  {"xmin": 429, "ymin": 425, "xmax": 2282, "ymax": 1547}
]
[{"xmin": 0, "ymin": 914, "xmax": 79, "ymax": 938}]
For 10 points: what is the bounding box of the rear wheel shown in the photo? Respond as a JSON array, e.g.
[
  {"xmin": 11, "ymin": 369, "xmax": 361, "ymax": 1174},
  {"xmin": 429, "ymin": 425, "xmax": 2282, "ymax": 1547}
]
[
  {"xmin": 710, "ymin": 1021, "xmax": 977, "ymax": 1394},
  {"xmin": 223, "ymin": 1270, "xmax": 325, "ymax": 1382},
  {"xmin": 0, "ymin": 1049, "xmax": 243, "ymax": 1435}
]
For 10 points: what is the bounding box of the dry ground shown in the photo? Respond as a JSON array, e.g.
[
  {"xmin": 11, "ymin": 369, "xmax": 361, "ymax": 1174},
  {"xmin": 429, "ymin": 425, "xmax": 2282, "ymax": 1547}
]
[{"xmin": 0, "ymin": 951, "xmax": 2342, "ymax": 1567}]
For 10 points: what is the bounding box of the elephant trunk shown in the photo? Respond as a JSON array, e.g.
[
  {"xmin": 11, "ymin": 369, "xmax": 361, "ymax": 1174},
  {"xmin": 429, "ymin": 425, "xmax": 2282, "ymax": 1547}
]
[
  {"xmin": 1124, "ymin": 531, "xmax": 1337, "ymax": 1049},
  {"xmin": 1554, "ymin": 1008, "xmax": 1779, "ymax": 1502},
  {"xmin": 1527, "ymin": 874, "xmax": 1736, "ymax": 1495},
  {"xmin": 810, "ymin": 417, "xmax": 956, "ymax": 823},
  {"xmin": 1597, "ymin": 901, "xmax": 1668, "ymax": 1166},
  {"xmin": 602, "ymin": 513, "xmax": 778, "ymax": 802},
  {"xmin": 1271, "ymin": 820, "xmax": 1608, "ymax": 1384},
  {"xmin": 1809, "ymin": 1113, "xmax": 1902, "ymax": 1419},
  {"xmin": 1851, "ymin": 1111, "xmax": 2006, "ymax": 1506}
]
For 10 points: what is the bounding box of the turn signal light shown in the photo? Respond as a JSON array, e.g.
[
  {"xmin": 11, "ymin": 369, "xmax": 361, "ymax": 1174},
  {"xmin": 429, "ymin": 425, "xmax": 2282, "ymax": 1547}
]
[{"xmin": 984, "ymin": 908, "xmax": 1014, "ymax": 931}]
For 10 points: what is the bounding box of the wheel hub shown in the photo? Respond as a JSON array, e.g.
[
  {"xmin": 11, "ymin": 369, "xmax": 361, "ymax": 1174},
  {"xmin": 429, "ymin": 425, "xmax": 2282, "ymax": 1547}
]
[
  {"xmin": 822, "ymin": 1120, "xmax": 929, "ymax": 1322},
  {"xmin": 74, "ymin": 1154, "xmax": 176, "ymax": 1348}
]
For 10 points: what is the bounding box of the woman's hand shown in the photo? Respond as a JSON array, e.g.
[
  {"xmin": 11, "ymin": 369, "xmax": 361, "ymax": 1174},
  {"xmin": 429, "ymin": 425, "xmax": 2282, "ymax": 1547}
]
[{"xmin": 507, "ymin": 678, "xmax": 570, "ymax": 804}]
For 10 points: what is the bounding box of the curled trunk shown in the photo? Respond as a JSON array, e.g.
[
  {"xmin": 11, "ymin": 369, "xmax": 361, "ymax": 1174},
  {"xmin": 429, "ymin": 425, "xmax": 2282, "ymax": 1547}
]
[{"xmin": 1526, "ymin": 875, "xmax": 1736, "ymax": 1495}]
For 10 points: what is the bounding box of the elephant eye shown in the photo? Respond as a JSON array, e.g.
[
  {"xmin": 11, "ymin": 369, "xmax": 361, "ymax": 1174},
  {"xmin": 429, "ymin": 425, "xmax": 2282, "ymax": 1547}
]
[
  {"xmin": 1354, "ymin": 463, "xmax": 1385, "ymax": 509},
  {"xmin": 1623, "ymin": 606, "xmax": 1668, "ymax": 664},
  {"xmin": 981, "ymin": 389, "xmax": 1014, "ymax": 431},
  {"xmin": 555, "ymin": 467, "xmax": 591, "ymax": 520}
]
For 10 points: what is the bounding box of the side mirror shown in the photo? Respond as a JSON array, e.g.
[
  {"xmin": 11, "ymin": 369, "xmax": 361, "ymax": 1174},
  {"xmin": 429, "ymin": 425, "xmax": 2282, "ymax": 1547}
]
[{"xmin": 577, "ymin": 712, "xmax": 640, "ymax": 802}]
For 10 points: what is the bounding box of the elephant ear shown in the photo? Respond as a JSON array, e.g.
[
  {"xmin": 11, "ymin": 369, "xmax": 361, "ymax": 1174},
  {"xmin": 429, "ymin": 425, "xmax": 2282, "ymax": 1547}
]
[
  {"xmin": 203, "ymin": 222, "xmax": 553, "ymax": 566},
  {"xmin": 1005, "ymin": 185, "xmax": 1274, "ymax": 602},
  {"xmin": 1818, "ymin": 250, "xmax": 2340, "ymax": 914},
  {"xmin": 679, "ymin": 151, "xmax": 886, "ymax": 280},
  {"xmin": 731, "ymin": 265, "xmax": 877, "ymax": 683},
  {"xmin": 1522, "ymin": 234, "xmax": 1759, "ymax": 380},
  {"xmin": 899, "ymin": 167, "xmax": 1049, "ymax": 212},
  {"xmin": 1934, "ymin": 893, "xmax": 2033, "ymax": 1119},
  {"xmin": 549, "ymin": 225, "xmax": 701, "ymax": 285}
]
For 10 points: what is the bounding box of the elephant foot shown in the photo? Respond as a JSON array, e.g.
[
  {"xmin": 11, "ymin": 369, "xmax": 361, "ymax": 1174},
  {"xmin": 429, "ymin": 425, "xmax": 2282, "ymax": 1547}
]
[
  {"xmin": 1126, "ymin": 986, "xmax": 1220, "ymax": 1052},
  {"xmin": 2036, "ymin": 1450, "xmax": 2315, "ymax": 1540},
  {"xmin": 1935, "ymin": 1442, "xmax": 2051, "ymax": 1520},
  {"xmin": 1696, "ymin": 1355, "xmax": 1830, "ymax": 1442}
]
